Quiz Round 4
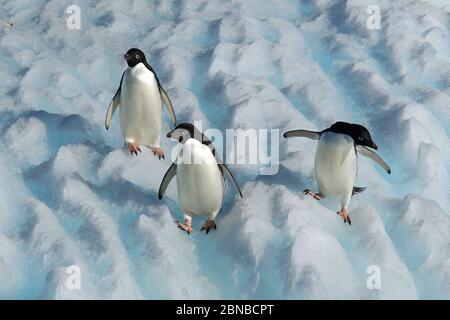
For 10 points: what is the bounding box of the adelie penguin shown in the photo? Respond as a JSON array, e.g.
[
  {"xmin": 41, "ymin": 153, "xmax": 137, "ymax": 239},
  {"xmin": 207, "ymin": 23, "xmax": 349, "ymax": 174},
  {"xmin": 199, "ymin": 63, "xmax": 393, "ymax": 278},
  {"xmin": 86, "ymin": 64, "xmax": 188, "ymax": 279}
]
[
  {"xmin": 105, "ymin": 48, "xmax": 177, "ymax": 159},
  {"xmin": 284, "ymin": 121, "xmax": 391, "ymax": 225},
  {"xmin": 158, "ymin": 123, "xmax": 243, "ymax": 234}
]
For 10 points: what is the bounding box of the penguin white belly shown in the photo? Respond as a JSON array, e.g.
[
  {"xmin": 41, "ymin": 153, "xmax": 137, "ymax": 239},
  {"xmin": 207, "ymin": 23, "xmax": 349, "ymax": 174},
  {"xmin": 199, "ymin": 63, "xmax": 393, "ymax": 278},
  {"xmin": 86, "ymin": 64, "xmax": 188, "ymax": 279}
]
[
  {"xmin": 315, "ymin": 132, "xmax": 357, "ymax": 197},
  {"xmin": 119, "ymin": 63, "xmax": 162, "ymax": 147},
  {"xmin": 176, "ymin": 139, "xmax": 224, "ymax": 217}
]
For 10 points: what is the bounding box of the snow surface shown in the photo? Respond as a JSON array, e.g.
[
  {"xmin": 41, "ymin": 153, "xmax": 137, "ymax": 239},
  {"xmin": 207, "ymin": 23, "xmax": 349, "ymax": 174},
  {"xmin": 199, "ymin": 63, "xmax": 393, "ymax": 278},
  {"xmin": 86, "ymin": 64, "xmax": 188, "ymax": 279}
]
[{"xmin": 0, "ymin": 0, "xmax": 450, "ymax": 299}]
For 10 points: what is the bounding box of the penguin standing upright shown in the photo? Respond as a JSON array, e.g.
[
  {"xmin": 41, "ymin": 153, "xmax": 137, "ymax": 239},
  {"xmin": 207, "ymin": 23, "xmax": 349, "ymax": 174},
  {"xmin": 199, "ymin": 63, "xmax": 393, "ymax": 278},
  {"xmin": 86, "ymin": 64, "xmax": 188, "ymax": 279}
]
[
  {"xmin": 105, "ymin": 48, "xmax": 177, "ymax": 159},
  {"xmin": 158, "ymin": 123, "xmax": 243, "ymax": 234},
  {"xmin": 284, "ymin": 122, "xmax": 391, "ymax": 225}
]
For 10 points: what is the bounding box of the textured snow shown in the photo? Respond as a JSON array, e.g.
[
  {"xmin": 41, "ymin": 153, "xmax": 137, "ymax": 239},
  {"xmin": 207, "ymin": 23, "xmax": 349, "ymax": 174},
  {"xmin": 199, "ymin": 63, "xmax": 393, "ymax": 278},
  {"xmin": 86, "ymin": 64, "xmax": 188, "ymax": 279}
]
[{"xmin": 0, "ymin": 0, "xmax": 450, "ymax": 299}]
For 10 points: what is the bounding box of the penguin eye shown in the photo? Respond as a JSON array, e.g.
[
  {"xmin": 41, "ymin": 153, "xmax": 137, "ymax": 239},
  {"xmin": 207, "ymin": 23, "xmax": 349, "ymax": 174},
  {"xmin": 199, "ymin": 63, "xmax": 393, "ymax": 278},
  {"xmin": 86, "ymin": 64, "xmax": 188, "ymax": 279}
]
[
  {"xmin": 182, "ymin": 131, "xmax": 188, "ymax": 135},
  {"xmin": 135, "ymin": 54, "xmax": 140, "ymax": 59},
  {"xmin": 358, "ymin": 137, "xmax": 363, "ymax": 141}
]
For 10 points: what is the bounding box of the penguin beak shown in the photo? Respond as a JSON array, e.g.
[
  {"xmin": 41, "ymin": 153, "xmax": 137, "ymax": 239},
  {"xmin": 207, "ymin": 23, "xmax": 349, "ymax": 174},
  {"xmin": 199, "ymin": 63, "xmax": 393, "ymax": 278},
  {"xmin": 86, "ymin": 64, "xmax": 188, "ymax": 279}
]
[
  {"xmin": 167, "ymin": 131, "xmax": 172, "ymax": 138},
  {"xmin": 123, "ymin": 53, "xmax": 130, "ymax": 60},
  {"xmin": 372, "ymin": 143, "xmax": 378, "ymax": 149}
]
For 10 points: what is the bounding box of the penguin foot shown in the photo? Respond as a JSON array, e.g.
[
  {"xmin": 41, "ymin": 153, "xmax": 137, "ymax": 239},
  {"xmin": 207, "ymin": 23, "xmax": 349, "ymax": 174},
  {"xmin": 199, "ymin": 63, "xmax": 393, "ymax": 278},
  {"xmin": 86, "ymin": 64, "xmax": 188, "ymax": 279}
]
[
  {"xmin": 127, "ymin": 143, "xmax": 141, "ymax": 156},
  {"xmin": 303, "ymin": 189, "xmax": 324, "ymax": 200},
  {"xmin": 176, "ymin": 221, "xmax": 193, "ymax": 234},
  {"xmin": 152, "ymin": 147, "xmax": 165, "ymax": 160},
  {"xmin": 337, "ymin": 209, "xmax": 352, "ymax": 225},
  {"xmin": 200, "ymin": 219, "xmax": 217, "ymax": 234}
]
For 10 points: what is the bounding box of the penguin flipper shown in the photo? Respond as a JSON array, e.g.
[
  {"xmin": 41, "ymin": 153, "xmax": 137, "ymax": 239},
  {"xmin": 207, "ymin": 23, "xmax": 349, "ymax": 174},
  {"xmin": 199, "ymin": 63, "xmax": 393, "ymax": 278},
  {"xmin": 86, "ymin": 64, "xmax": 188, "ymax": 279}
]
[
  {"xmin": 105, "ymin": 73, "xmax": 124, "ymax": 130},
  {"xmin": 218, "ymin": 163, "xmax": 243, "ymax": 198},
  {"xmin": 158, "ymin": 162, "xmax": 177, "ymax": 199},
  {"xmin": 283, "ymin": 130, "xmax": 320, "ymax": 140},
  {"xmin": 356, "ymin": 145, "xmax": 392, "ymax": 174},
  {"xmin": 159, "ymin": 86, "xmax": 176, "ymax": 126},
  {"xmin": 105, "ymin": 93, "xmax": 120, "ymax": 130}
]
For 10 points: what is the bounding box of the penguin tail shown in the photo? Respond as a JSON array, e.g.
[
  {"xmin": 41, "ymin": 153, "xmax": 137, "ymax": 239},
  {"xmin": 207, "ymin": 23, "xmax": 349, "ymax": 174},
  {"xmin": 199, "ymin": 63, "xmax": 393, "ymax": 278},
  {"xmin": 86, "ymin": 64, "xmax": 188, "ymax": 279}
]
[{"xmin": 352, "ymin": 186, "xmax": 367, "ymax": 196}]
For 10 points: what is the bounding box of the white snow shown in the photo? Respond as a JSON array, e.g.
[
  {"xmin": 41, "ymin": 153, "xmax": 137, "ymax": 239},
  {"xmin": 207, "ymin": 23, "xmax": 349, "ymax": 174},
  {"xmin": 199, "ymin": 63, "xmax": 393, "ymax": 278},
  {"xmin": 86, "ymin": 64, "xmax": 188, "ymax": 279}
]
[{"xmin": 0, "ymin": 0, "xmax": 449, "ymax": 299}]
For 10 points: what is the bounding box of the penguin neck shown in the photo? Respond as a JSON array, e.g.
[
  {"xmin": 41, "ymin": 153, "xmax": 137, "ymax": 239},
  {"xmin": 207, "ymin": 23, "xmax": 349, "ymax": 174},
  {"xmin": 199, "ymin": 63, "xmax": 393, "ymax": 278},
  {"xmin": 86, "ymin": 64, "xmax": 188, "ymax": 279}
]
[
  {"xmin": 321, "ymin": 132, "xmax": 354, "ymax": 148},
  {"xmin": 183, "ymin": 138, "xmax": 198, "ymax": 146},
  {"xmin": 129, "ymin": 62, "xmax": 145, "ymax": 70}
]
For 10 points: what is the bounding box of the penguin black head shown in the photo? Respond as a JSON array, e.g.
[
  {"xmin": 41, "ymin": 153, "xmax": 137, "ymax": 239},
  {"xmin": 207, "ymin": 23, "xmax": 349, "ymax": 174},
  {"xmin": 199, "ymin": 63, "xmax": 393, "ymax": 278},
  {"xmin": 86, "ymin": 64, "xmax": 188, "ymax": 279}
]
[
  {"xmin": 167, "ymin": 123, "xmax": 215, "ymax": 153},
  {"xmin": 167, "ymin": 123, "xmax": 196, "ymax": 143},
  {"xmin": 327, "ymin": 122, "xmax": 378, "ymax": 149},
  {"xmin": 123, "ymin": 48, "xmax": 147, "ymax": 68}
]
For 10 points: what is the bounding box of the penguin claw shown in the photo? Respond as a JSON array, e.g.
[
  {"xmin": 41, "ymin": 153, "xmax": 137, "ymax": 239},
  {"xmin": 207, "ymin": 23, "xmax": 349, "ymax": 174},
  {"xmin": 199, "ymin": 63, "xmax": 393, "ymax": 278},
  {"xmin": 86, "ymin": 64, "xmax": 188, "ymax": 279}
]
[
  {"xmin": 127, "ymin": 143, "xmax": 141, "ymax": 156},
  {"xmin": 152, "ymin": 147, "xmax": 165, "ymax": 160},
  {"xmin": 303, "ymin": 189, "xmax": 323, "ymax": 201},
  {"xmin": 201, "ymin": 219, "xmax": 217, "ymax": 234},
  {"xmin": 337, "ymin": 210, "xmax": 352, "ymax": 226},
  {"xmin": 177, "ymin": 222, "xmax": 193, "ymax": 234}
]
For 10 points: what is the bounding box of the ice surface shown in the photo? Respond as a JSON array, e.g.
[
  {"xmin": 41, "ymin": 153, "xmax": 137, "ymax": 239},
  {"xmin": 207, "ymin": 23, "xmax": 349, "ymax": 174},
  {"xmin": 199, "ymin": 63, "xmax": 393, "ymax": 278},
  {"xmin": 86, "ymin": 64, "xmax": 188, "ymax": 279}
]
[{"xmin": 0, "ymin": 0, "xmax": 449, "ymax": 299}]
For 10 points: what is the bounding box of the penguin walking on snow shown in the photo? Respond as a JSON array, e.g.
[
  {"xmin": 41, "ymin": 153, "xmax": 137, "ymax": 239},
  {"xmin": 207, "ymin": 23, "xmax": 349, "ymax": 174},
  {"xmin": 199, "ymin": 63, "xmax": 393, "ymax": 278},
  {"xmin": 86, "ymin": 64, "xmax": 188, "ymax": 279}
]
[
  {"xmin": 105, "ymin": 48, "xmax": 177, "ymax": 159},
  {"xmin": 158, "ymin": 123, "xmax": 243, "ymax": 234},
  {"xmin": 284, "ymin": 122, "xmax": 391, "ymax": 225}
]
